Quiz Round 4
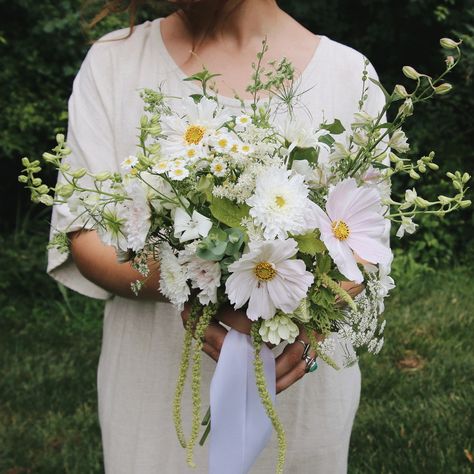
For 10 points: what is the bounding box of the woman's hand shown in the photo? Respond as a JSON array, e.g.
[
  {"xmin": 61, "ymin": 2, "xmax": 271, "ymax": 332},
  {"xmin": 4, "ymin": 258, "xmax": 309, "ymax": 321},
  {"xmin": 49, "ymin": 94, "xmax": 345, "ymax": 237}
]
[
  {"xmin": 180, "ymin": 303, "xmax": 228, "ymax": 362},
  {"xmin": 275, "ymin": 324, "xmax": 323, "ymax": 395}
]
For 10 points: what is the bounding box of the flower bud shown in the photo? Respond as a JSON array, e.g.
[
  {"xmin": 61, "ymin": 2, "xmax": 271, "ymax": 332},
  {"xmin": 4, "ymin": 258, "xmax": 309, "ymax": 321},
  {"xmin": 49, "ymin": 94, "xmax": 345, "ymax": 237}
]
[
  {"xmin": 418, "ymin": 163, "xmax": 427, "ymax": 173},
  {"xmin": 446, "ymin": 172, "xmax": 456, "ymax": 180},
  {"xmin": 428, "ymin": 163, "xmax": 439, "ymax": 170},
  {"xmin": 398, "ymin": 98, "xmax": 414, "ymax": 117},
  {"xmin": 140, "ymin": 115, "xmax": 148, "ymax": 127},
  {"xmin": 460, "ymin": 200, "xmax": 472, "ymax": 208},
  {"xmin": 462, "ymin": 172, "xmax": 471, "ymax": 184},
  {"xmin": 94, "ymin": 171, "xmax": 111, "ymax": 181},
  {"xmin": 414, "ymin": 197, "xmax": 430, "ymax": 208},
  {"xmin": 37, "ymin": 184, "xmax": 49, "ymax": 194},
  {"xmin": 56, "ymin": 184, "xmax": 74, "ymax": 198},
  {"xmin": 440, "ymin": 38, "xmax": 461, "ymax": 49},
  {"xmin": 402, "ymin": 66, "xmax": 421, "ymax": 80},
  {"xmin": 445, "ymin": 56, "xmax": 455, "ymax": 67},
  {"xmin": 21, "ymin": 157, "xmax": 31, "ymax": 167},
  {"xmin": 39, "ymin": 194, "xmax": 54, "ymax": 206},
  {"xmin": 71, "ymin": 168, "xmax": 87, "ymax": 179},
  {"xmin": 389, "ymin": 152, "xmax": 400, "ymax": 163},
  {"xmin": 32, "ymin": 178, "xmax": 42, "ymax": 187},
  {"xmin": 434, "ymin": 83, "xmax": 453, "ymax": 95},
  {"xmin": 56, "ymin": 133, "xmax": 65, "ymax": 145},
  {"xmin": 409, "ymin": 169, "xmax": 420, "ymax": 180},
  {"xmin": 394, "ymin": 84, "xmax": 409, "ymax": 98},
  {"xmin": 453, "ymin": 180, "xmax": 462, "ymax": 190},
  {"xmin": 18, "ymin": 175, "xmax": 28, "ymax": 184},
  {"xmin": 438, "ymin": 195, "xmax": 451, "ymax": 205},
  {"xmin": 42, "ymin": 152, "xmax": 57, "ymax": 162}
]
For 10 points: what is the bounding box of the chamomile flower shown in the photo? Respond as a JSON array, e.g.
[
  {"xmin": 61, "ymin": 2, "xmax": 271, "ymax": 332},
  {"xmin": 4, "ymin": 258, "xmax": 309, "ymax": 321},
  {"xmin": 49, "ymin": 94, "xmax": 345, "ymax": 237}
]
[
  {"xmin": 235, "ymin": 114, "xmax": 252, "ymax": 130},
  {"xmin": 210, "ymin": 159, "xmax": 227, "ymax": 177},
  {"xmin": 183, "ymin": 144, "xmax": 205, "ymax": 163},
  {"xmin": 152, "ymin": 160, "xmax": 170, "ymax": 174},
  {"xmin": 239, "ymin": 143, "xmax": 254, "ymax": 155},
  {"xmin": 211, "ymin": 132, "xmax": 234, "ymax": 154},
  {"xmin": 121, "ymin": 155, "xmax": 138, "ymax": 172},
  {"xmin": 168, "ymin": 166, "xmax": 189, "ymax": 181}
]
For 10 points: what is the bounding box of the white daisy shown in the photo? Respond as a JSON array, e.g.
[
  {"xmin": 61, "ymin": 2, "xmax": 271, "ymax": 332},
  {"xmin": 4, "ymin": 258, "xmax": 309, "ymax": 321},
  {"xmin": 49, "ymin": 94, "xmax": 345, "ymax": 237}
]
[
  {"xmin": 121, "ymin": 155, "xmax": 138, "ymax": 172},
  {"xmin": 246, "ymin": 167, "xmax": 314, "ymax": 240},
  {"xmin": 211, "ymin": 132, "xmax": 234, "ymax": 154},
  {"xmin": 225, "ymin": 238, "xmax": 314, "ymax": 320},
  {"xmin": 210, "ymin": 159, "xmax": 227, "ymax": 177},
  {"xmin": 152, "ymin": 160, "xmax": 170, "ymax": 174},
  {"xmin": 235, "ymin": 114, "xmax": 252, "ymax": 131},
  {"xmin": 168, "ymin": 167, "xmax": 189, "ymax": 181}
]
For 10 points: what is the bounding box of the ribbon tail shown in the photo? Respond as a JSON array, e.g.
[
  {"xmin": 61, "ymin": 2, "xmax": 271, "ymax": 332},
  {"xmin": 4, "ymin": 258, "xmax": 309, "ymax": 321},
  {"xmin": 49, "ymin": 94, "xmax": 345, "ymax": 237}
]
[{"xmin": 209, "ymin": 329, "xmax": 276, "ymax": 474}]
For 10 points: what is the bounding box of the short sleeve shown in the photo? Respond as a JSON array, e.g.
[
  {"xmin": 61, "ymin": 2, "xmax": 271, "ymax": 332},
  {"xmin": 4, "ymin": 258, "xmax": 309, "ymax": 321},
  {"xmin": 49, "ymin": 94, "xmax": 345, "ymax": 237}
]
[{"xmin": 47, "ymin": 43, "xmax": 118, "ymax": 300}]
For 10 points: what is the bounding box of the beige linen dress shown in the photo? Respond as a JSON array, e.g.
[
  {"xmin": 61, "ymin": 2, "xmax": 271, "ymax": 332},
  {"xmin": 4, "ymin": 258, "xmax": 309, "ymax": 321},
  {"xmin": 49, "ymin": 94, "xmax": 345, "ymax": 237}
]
[{"xmin": 48, "ymin": 18, "xmax": 388, "ymax": 474}]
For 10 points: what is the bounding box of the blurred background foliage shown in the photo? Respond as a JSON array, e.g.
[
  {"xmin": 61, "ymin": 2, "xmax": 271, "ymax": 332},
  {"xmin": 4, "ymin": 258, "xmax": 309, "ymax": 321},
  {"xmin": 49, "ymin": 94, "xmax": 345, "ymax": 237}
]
[
  {"xmin": 1, "ymin": 1, "xmax": 473, "ymax": 473},
  {"xmin": 1, "ymin": 0, "xmax": 473, "ymax": 267}
]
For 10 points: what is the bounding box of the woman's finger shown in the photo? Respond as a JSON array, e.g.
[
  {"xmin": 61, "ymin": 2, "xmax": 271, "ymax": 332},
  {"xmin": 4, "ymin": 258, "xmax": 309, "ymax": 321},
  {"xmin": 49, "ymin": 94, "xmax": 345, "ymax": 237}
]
[{"xmin": 275, "ymin": 359, "xmax": 308, "ymax": 394}]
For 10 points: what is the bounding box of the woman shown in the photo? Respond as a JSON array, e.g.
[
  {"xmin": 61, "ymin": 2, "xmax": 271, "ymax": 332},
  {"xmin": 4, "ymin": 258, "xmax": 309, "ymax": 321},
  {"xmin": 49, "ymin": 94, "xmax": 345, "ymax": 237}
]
[{"xmin": 48, "ymin": 0, "xmax": 388, "ymax": 472}]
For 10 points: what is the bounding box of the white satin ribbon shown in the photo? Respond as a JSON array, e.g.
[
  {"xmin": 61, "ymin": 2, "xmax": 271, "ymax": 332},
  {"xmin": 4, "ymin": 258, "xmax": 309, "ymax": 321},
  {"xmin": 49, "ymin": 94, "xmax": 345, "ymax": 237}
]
[{"xmin": 209, "ymin": 328, "xmax": 276, "ymax": 474}]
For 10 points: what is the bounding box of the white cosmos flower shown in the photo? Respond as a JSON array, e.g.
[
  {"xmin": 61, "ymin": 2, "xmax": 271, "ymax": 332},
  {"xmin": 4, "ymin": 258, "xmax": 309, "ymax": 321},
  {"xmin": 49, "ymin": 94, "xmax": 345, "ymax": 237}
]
[
  {"xmin": 173, "ymin": 207, "xmax": 212, "ymax": 242},
  {"xmin": 158, "ymin": 242, "xmax": 190, "ymax": 310},
  {"xmin": 310, "ymin": 178, "xmax": 393, "ymax": 283},
  {"xmin": 160, "ymin": 97, "xmax": 230, "ymax": 156},
  {"xmin": 225, "ymin": 238, "xmax": 314, "ymax": 320},
  {"xmin": 247, "ymin": 167, "xmax": 313, "ymax": 239}
]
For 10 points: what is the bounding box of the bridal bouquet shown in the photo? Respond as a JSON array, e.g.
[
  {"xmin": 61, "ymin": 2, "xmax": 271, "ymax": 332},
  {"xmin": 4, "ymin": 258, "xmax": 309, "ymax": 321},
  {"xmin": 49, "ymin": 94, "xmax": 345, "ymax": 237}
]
[{"xmin": 20, "ymin": 38, "xmax": 470, "ymax": 473}]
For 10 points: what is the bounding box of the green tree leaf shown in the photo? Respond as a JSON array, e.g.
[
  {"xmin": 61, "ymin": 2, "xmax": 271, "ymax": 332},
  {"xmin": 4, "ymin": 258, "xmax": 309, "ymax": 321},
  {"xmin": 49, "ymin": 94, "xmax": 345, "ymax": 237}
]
[{"xmin": 209, "ymin": 197, "xmax": 249, "ymax": 229}]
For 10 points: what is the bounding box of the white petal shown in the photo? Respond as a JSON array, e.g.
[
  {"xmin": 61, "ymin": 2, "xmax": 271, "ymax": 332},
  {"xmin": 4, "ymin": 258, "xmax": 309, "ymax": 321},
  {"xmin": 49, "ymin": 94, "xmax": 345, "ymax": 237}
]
[
  {"xmin": 225, "ymin": 271, "xmax": 255, "ymax": 308},
  {"xmin": 324, "ymin": 236, "xmax": 363, "ymax": 283},
  {"xmin": 247, "ymin": 283, "xmax": 276, "ymax": 320},
  {"xmin": 346, "ymin": 235, "xmax": 393, "ymax": 265}
]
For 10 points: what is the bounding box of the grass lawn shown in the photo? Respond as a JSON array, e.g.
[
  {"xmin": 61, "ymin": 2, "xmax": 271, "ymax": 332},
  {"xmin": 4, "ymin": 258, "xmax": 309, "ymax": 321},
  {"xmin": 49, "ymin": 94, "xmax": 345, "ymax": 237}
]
[{"xmin": 1, "ymin": 227, "xmax": 473, "ymax": 473}]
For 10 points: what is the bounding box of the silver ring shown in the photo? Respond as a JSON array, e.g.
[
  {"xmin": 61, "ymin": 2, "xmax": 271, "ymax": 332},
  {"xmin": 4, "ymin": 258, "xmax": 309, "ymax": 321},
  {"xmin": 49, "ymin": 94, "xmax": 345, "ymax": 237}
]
[
  {"xmin": 304, "ymin": 356, "xmax": 318, "ymax": 373},
  {"xmin": 297, "ymin": 339, "xmax": 310, "ymax": 359}
]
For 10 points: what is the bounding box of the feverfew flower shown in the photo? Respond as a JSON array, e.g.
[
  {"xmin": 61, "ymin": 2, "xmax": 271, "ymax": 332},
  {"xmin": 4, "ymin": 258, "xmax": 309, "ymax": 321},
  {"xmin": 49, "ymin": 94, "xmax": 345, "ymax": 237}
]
[
  {"xmin": 152, "ymin": 160, "xmax": 170, "ymax": 174},
  {"xmin": 122, "ymin": 181, "xmax": 151, "ymax": 251},
  {"xmin": 158, "ymin": 242, "xmax": 190, "ymax": 310},
  {"xmin": 310, "ymin": 178, "xmax": 393, "ymax": 283},
  {"xmin": 173, "ymin": 207, "xmax": 212, "ymax": 242},
  {"xmin": 210, "ymin": 159, "xmax": 227, "ymax": 177},
  {"xmin": 211, "ymin": 132, "xmax": 234, "ymax": 154},
  {"xmin": 121, "ymin": 155, "xmax": 138, "ymax": 172},
  {"xmin": 235, "ymin": 114, "xmax": 251, "ymax": 131},
  {"xmin": 168, "ymin": 161, "xmax": 189, "ymax": 181},
  {"xmin": 225, "ymin": 238, "xmax": 314, "ymax": 320},
  {"xmin": 247, "ymin": 167, "xmax": 314, "ymax": 239},
  {"xmin": 259, "ymin": 313, "xmax": 300, "ymax": 345}
]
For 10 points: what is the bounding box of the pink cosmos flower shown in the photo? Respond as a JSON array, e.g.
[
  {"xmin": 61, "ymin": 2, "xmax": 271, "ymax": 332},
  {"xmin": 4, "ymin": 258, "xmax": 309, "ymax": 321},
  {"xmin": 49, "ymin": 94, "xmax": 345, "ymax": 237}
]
[{"xmin": 311, "ymin": 178, "xmax": 392, "ymax": 283}]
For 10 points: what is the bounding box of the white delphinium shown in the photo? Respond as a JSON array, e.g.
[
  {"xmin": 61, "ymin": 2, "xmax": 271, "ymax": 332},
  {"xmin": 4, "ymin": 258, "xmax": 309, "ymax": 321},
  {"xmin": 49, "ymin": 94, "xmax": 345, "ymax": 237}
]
[
  {"xmin": 122, "ymin": 181, "xmax": 151, "ymax": 252},
  {"xmin": 158, "ymin": 242, "xmax": 190, "ymax": 311},
  {"xmin": 173, "ymin": 207, "xmax": 212, "ymax": 243},
  {"xmin": 396, "ymin": 215, "xmax": 418, "ymax": 237},
  {"xmin": 259, "ymin": 313, "xmax": 300, "ymax": 345},
  {"xmin": 225, "ymin": 238, "xmax": 314, "ymax": 320},
  {"xmin": 388, "ymin": 128, "xmax": 410, "ymax": 153},
  {"xmin": 247, "ymin": 167, "xmax": 315, "ymax": 239},
  {"xmin": 179, "ymin": 243, "xmax": 221, "ymax": 305}
]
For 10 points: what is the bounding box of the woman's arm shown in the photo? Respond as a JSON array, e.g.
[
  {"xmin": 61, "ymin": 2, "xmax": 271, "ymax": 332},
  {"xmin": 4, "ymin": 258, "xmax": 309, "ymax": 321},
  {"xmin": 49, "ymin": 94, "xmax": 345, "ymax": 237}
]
[{"xmin": 69, "ymin": 229, "xmax": 166, "ymax": 300}]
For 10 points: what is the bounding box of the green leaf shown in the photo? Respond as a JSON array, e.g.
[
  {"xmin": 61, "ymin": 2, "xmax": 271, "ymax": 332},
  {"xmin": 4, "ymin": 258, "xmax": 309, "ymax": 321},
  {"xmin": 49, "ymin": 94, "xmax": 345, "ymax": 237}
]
[
  {"xmin": 321, "ymin": 119, "xmax": 345, "ymax": 134},
  {"xmin": 317, "ymin": 254, "xmax": 332, "ymax": 274},
  {"xmin": 210, "ymin": 197, "xmax": 249, "ymax": 229},
  {"xmin": 318, "ymin": 134, "xmax": 335, "ymax": 147},
  {"xmin": 293, "ymin": 232, "xmax": 326, "ymax": 255},
  {"xmin": 290, "ymin": 147, "xmax": 319, "ymax": 164}
]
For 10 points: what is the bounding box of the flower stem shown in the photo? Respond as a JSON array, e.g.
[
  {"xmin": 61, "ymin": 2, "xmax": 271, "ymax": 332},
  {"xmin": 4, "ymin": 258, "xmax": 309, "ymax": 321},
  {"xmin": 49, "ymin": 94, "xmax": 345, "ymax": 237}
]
[{"xmin": 250, "ymin": 322, "xmax": 286, "ymax": 474}]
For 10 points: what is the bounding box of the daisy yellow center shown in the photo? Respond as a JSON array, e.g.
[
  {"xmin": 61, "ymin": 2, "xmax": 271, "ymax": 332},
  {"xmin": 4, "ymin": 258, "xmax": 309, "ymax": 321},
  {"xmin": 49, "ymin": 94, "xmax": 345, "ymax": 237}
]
[
  {"xmin": 186, "ymin": 149, "xmax": 196, "ymax": 158},
  {"xmin": 218, "ymin": 138, "xmax": 228, "ymax": 148},
  {"xmin": 184, "ymin": 125, "xmax": 206, "ymax": 145},
  {"xmin": 239, "ymin": 117, "xmax": 249, "ymax": 124},
  {"xmin": 275, "ymin": 195, "xmax": 286, "ymax": 208},
  {"xmin": 254, "ymin": 261, "xmax": 276, "ymax": 281},
  {"xmin": 173, "ymin": 169, "xmax": 185, "ymax": 176},
  {"xmin": 241, "ymin": 145, "xmax": 250, "ymax": 152},
  {"xmin": 230, "ymin": 144, "xmax": 239, "ymax": 153},
  {"xmin": 332, "ymin": 220, "xmax": 350, "ymax": 240},
  {"xmin": 214, "ymin": 163, "xmax": 224, "ymax": 172}
]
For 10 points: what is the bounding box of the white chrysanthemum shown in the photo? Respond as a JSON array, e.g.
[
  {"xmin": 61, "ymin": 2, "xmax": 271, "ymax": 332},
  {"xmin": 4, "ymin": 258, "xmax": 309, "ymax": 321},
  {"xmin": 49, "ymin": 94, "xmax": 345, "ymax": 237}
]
[
  {"xmin": 160, "ymin": 97, "xmax": 230, "ymax": 156},
  {"xmin": 122, "ymin": 182, "xmax": 151, "ymax": 252},
  {"xmin": 210, "ymin": 159, "xmax": 227, "ymax": 177},
  {"xmin": 158, "ymin": 242, "xmax": 190, "ymax": 310},
  {"xmin": 225, "ymin": 238, "xmax": 314, "ymax": 320},
  {"xmin": 121, "ymin": 155, "xmax": 138, "ymax": 171},
  {"xmin": 179, "ymin": 246, "xmax": 221, "ymax": 305},
  {"xmin": 259, "ymin": 313, "xmax": 300, "ymax": 345},
  {"xmin": 247, "ymin": 167, "xmax": 314, "ymax": 239}
]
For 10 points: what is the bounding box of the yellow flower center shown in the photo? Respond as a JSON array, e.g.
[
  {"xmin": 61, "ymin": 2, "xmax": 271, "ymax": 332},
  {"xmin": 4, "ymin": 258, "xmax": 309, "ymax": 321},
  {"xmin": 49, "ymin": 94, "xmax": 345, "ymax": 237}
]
[
  {"xmin": 230, "ymin": 144, "xmax": 239, "ymax": 153},
  {"xmin": 275, "ymin": 195, "xmax": 286, "ymax": 208},
  {"xmin": 184, "ymin": 125, "xmax": 206, "ymax": 145},
  {"xmin": 173, "ymin": 168, "xmax": 185, "ymax": 176},
  {"xmin": 186, "ymin": 149, "xmax": 196, "ymax": 158},
  {"xmin": 218, "ymin": 138, "xmax": 228, "ymax": 148},
  {"xmin": 254, "ymin": 261, "xmax": 276, "ymax": 281},
  {"xmin": 241, "ymin": 145, "xmax": 250, "ymax": 153},
  {"xmin": 239, "ymin": 117, "xmax": 249, "ymax": 124},
  {"xmin": 332, "ymin": 220, "xmax": 350, "ymax": 240},
  {"xmin": 214, "ymin": 163, "xmax": 224, "ymax": 173}
]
